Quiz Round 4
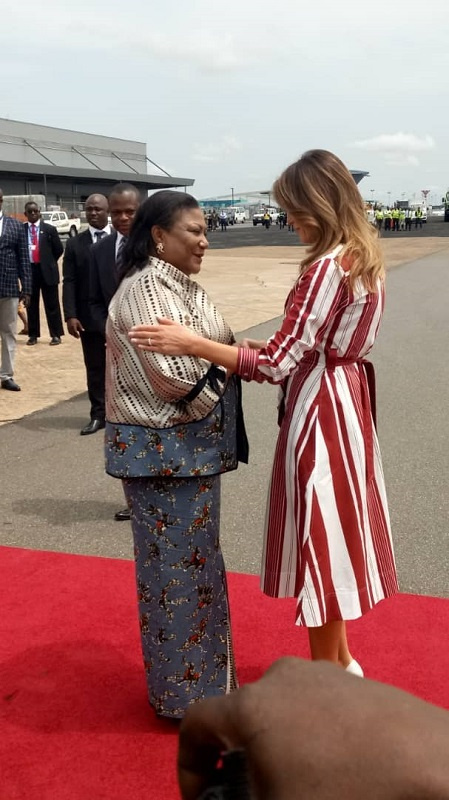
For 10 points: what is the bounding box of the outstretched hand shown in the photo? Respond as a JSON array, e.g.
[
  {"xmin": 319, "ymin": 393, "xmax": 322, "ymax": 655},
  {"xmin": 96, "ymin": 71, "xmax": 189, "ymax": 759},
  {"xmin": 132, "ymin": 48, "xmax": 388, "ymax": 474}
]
[{"xmin": 129, "ymin": 318, "xmax": 199, "ymax": 356}]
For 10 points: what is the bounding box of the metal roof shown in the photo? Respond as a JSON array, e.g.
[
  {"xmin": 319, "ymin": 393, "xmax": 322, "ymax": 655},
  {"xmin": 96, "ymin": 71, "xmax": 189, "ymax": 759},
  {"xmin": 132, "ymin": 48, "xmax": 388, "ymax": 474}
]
[
  {"xmin": 0, "ymin": 119, "xmax": 194, "ymax": 190},
  {"xmin": 0, "ymin": 159, "xmax": 193, "ymax": 189},
  {"xmin": 350, "ymin": 170, "xmax": 369, "ymax": 184}
]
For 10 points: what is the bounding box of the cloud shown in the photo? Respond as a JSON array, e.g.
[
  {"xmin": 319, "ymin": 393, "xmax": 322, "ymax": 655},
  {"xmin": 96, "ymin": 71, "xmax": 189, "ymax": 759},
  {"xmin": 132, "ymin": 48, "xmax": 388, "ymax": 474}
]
[
  {"xmin": 144, "ymin": 33, "xmax": 247, "ymax": 72},
  {"xmin": 192, "ymin": 136, "xmax": 242, "ymax": 163},
  {"xmin": 69, "ymin": 24, "xmax": 250, "ymax": 72},
  {"xmin": 0, "ymin": 4, "xmax": 255, "ymax": 73},
  {"xmin": 351, "ymin": 133, "xmax": 435, "ymax": 166}
]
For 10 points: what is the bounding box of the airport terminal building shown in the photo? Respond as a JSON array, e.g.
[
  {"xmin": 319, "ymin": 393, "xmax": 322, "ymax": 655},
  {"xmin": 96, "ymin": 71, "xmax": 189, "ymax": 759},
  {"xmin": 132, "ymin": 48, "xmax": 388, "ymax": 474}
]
[
  {"xmin": 0, "ymin": 118, "xmax": 194, "ymax": 212},
  {"xmin": 200, "ymin": 171, "xmax": 369, "ymax": 210}
]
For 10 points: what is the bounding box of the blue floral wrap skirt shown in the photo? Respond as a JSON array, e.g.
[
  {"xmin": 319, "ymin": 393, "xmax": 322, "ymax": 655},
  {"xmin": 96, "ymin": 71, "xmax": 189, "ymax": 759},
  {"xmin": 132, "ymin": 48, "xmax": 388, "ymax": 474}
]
[{"xmin": 122, "ymin": 473, "xmax": 236, "ymax": 718}]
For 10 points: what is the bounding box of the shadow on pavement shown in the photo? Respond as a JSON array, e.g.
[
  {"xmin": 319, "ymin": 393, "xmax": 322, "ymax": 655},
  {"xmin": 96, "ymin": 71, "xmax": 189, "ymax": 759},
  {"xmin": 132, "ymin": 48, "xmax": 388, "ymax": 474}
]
[
  {"xmin": 12, "ymin": 498, "xmax": 119, "ymax": 525},
  {"xmin": 19, "ymin": 415, "xmax": 87, "ymax": 431}
]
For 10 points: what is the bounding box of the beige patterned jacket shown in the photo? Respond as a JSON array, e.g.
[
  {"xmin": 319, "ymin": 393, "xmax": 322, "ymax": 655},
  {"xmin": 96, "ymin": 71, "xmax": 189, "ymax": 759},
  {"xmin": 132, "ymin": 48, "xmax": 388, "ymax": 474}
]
[{"xmin": 106, "ymin": 258, "xmax": 233, "ymax": 428}]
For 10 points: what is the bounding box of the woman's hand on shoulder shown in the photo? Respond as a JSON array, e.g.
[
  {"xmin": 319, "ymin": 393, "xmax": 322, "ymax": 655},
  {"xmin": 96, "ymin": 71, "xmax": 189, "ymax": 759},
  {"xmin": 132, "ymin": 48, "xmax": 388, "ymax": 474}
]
[{"xmin": 129, "ymin": 318, "xmax": 199, "ymax": 356}]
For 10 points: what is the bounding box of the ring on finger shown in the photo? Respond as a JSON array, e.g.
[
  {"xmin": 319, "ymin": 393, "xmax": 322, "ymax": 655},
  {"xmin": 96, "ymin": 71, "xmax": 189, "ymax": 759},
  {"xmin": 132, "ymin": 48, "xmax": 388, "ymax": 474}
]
[{"xmin": 147, "ymin": 336, "xmax": 152, "ymax": 346}]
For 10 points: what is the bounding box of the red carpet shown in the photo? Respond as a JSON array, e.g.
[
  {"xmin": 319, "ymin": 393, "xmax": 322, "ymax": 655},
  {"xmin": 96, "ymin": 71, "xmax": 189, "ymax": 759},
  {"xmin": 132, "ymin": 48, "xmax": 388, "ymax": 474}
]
[{"xmin": 0, "ymin": 546, "xmax": 448, "ymax": 800}]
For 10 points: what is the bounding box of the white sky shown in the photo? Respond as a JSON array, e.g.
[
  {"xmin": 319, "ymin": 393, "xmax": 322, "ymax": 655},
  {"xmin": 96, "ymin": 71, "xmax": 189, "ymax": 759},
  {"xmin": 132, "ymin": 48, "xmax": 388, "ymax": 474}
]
[{"xmin": 2, "ymin": 0, "xmax": 448, "ymax": 205}]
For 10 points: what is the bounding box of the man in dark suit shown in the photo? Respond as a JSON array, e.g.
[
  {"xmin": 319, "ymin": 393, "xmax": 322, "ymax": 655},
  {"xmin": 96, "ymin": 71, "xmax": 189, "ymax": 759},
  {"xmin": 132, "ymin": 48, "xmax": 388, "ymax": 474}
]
[
  {"xmin": 0, "ymin": 187, "xmax": 32, "ymax": 391},
  {"xmin": 24, "ymin": 201, "xmax": 64, "ymax": 346},
  {"xmin": 62, "ymin": 193, "xmax": 110, "ymax": 436},
  {"xmin": 89, "ymin": 182, "xmax": 141, "ymax": 522},
  {"xmin": 89, "ymin": 182, "xmax": 141, "ymax": 333}
]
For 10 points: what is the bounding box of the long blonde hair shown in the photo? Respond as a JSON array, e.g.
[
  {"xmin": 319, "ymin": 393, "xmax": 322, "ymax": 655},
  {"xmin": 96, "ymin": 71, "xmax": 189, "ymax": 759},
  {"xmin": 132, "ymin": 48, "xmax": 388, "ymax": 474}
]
[{"xmin": 273, "ymin": 149, "xmax": 384, "ymax": 292}]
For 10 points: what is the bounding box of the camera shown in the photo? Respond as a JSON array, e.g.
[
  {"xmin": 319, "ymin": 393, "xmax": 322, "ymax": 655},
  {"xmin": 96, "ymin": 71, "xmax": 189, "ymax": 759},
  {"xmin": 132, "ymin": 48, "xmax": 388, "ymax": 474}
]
[{"xmin": 197, "ymin": 750, "xmax": 252, "ymax": 799}]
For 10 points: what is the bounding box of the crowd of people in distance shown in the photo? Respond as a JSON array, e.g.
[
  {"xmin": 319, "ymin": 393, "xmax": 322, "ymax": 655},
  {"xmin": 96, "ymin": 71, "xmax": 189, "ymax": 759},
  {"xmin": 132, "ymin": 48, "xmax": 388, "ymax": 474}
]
[
  {"xmin": 204, "ymin": 209, "xmax": 233, "ymax": 230},
  {"xmin": 204, "ymin": 207, "xmax": 291, "ymax": 231},
  {"xmin": 373, "ymin": 205, "xmax": 425, "ymax": 231},
  {"xmin": 204, "ymin": 209, "xmax": 222, "ymax": 230}
]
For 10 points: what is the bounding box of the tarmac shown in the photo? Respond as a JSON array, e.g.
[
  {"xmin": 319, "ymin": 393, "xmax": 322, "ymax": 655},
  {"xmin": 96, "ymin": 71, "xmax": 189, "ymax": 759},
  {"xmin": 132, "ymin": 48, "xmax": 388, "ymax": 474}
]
[
  {"xmin": 1, "ymin": 235, "xmax": 448, "ymax": 425},
  {"xmin": 0, "ymin": 237, "xmax": 448, "ymax": 600}
]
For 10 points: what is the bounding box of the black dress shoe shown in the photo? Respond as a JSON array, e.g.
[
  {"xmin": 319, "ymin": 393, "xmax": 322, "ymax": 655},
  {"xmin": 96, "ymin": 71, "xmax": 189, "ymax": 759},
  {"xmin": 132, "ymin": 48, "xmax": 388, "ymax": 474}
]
[
  {"xmin": 114, "ymin": 508, "xmax": 131, "ymax": 522},
  {"xmin": 80, "ymin": 418, "xmax": 105, "ymax": 436},
  {"xmin": 27, "ymin": 337, "xmax": 38, "ymax": 345},
  {"xmin": 50, "ymin": 336, "xmax": 62, "ymax": 345},
  {"xmin": 1, "ymin": 378, "xmax": 21, "ymax": 391}
]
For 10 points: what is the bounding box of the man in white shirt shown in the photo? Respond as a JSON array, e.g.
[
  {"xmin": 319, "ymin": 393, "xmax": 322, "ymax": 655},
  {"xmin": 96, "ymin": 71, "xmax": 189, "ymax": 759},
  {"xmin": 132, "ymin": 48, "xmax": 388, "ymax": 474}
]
[
  {"xmin": 219, "ymin": 210, "xmax": 228, "ymax": 231},
  {"xmin": 23, "ymin": 202, "xmax": 64, "ymax": 347}
]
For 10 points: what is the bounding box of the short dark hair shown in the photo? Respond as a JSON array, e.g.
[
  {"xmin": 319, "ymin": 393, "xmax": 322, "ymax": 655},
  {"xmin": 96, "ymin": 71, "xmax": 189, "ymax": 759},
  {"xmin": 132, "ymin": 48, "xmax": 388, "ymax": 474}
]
[
  {"xmin": 25, "ymin": 201, "xmax": 39, "ymax": 211},
  {"xmin": 119, "ymin": 190, "xmax": 199, "ymax": 283},
  {"xmin": 108, "ymin": 182, "xmax": 140, "ymax": 200}
]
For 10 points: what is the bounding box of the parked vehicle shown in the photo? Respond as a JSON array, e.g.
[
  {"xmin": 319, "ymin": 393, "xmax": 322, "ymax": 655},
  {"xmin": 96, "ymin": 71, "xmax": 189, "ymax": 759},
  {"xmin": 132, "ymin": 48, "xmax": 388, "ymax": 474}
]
[
  {"xmin": 41, "ymin": 210, "xmax": 81, "ymax": 237},
  {"xmin": 252, "ymin": 206, "xmax": 279, "ymax": 225},
  {"xmin": 252, "ymin": 210, "xmax": 265, "ymax": 226},
  {"xmin": 227, "ymin": 207, "xmax": 246, "ymax": 224}
]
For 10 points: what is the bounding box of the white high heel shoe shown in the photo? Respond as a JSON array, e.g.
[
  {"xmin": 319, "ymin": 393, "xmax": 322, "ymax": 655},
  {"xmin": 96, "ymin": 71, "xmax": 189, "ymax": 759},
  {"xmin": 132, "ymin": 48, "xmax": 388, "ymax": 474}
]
[{"xmin": 345, "ymin": 659, "xmax": 364, "ymax": 677}]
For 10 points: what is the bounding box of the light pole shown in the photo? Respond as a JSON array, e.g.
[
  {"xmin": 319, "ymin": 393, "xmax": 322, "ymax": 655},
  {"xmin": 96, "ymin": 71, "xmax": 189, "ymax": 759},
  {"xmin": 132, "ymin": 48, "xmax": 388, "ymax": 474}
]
[
  {"xmin": 370, "ymin": 188, "xmax": 375, "ymax": 205},
  {"xmin": 230, "ymin": 187, "xmax": 234, "ymax": 205},
  {"xmin": 387, "ymin": 191, "xmax": 391, "ymax": 207}
]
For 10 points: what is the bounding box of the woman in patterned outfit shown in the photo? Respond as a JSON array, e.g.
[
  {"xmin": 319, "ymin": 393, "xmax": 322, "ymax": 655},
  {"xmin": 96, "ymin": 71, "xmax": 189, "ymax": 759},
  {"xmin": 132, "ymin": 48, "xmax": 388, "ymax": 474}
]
[
  {"xmin": 129, "ymin": 151, "xmax": 398, "ymax": 676},
  {"xmin": 105, "ymin": 191, "xmax": 248, "ymax": 718}
]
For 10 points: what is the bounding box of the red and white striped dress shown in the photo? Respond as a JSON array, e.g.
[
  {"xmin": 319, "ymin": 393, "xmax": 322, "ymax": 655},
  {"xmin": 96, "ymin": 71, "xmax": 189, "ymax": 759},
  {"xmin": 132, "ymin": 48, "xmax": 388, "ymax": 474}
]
[{"xmin": 237, "ymin": 246, "xmax": 398, "ymax": 627}]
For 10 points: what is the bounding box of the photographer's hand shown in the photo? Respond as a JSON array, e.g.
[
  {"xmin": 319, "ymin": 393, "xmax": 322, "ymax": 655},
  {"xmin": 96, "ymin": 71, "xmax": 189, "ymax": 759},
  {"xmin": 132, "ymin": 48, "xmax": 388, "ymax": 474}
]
[{"xmin": 178, "ymin": 657, "xmax": 449, "ymax": 800}]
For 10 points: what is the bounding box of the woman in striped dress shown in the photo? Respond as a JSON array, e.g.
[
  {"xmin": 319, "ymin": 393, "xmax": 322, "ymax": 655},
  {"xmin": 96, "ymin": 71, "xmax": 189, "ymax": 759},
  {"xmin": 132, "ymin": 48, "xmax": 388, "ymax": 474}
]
[{"xmin": 129, "ymin": 150, "xmax": 398, "ymax": 674}]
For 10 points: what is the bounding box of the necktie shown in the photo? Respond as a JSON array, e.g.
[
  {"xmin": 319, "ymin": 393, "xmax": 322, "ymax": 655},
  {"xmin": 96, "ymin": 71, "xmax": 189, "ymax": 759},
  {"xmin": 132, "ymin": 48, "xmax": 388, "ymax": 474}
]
[
  {"xmin": 116, "ymin": 237, "xmax": 127, "ymax": 275},
  {"xmin": 31, "ymin": 224, "xmax": 40, "ymax": 263},
  {"xmin": 94, "ymin": 230, "xmax": 106, "ymax": 243}
]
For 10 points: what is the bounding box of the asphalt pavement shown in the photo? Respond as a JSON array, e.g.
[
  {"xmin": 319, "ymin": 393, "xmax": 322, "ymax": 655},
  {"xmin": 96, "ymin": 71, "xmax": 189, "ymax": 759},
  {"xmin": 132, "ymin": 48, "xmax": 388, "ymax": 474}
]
[
  {"xmin": 208, "ymin": 218, "xmax": 449, "ymax": 249},
  {"xmin": 0, "ymin": 247, "xmax": 447, "ymax": 600}
]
